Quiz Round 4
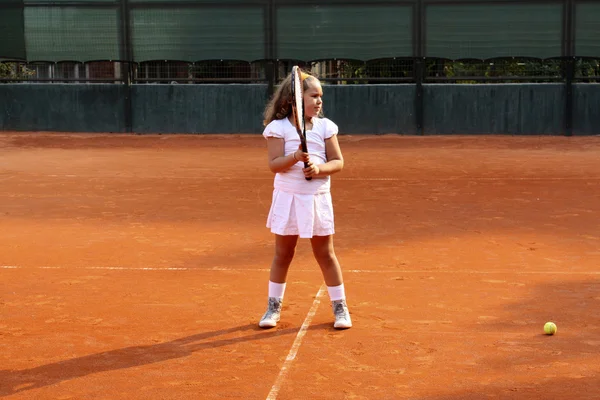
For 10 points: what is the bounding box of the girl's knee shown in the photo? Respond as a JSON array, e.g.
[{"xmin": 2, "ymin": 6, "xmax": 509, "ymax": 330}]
[
  {"xmin": 275, "ymin": 246, "xmax": 296, "ymax": 264},
  {"xmin": 313, "ymin": 247, "xmax": 336, "ymax": 265},
  {"xmin": 273, "ymin": 235, "xmax": 298, "ymax": 265}
]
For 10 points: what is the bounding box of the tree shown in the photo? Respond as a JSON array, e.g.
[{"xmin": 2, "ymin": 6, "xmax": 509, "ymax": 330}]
[{"xmin": 0, "ymin": 62, "xmax": 34, "ymax": 81}]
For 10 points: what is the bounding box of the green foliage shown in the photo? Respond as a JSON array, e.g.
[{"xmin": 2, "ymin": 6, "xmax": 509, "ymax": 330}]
[
  {"xmin": 2, "ymin": 58, "xmax": 598, "ymax": 84},
  {"xmin": 0, "ymin": 62, "xmax": 35, "ymax": 80},
  {"xmin": 427, "ymin": 58, "xmax": 563, "ymax": 83},
  {"xmin": 576, "ymin": 59, "xmax": 600, "ymax": 81},
  {"xmin": 318, "ymin": 58, "xmax": 600, "ymax": 84}
]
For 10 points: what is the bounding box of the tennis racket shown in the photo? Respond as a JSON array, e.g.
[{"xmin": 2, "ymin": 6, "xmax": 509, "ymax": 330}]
[{"xmin": 290, "ymin": 66, "xmax": 311, "ymax": 181}]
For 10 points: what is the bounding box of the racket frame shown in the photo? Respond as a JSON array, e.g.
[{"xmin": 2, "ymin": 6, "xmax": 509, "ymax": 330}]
[{"xmin": 291, "ymin": 66, "xmax": 311, "ymax": 181}]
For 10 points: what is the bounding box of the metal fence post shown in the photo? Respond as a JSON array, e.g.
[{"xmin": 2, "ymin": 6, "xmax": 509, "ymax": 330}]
[
  {"xmin": 118, "ymin": 0, "xmax": 133, "ymax": 133},
  {"xmin": 564, "ymin": 0, "xmax": 574, "ymax": 136},
  {"xmin": 415, "ymin": 0, "xmax": 424, "ymax": 135},
  {"xmin": 265, "ymin": 0, "xmax": 276, "ymax": 101}
]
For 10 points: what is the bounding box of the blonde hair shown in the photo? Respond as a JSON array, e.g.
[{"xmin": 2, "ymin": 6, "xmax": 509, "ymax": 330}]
[{"xmin": 263, "ymin": 69, "xmax": 323, "ymax": 126}]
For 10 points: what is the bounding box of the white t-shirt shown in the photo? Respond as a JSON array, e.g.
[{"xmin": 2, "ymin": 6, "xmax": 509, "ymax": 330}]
[{"xmin": 262, "ymin": 117, "xmax": 339, "ymax": 195}]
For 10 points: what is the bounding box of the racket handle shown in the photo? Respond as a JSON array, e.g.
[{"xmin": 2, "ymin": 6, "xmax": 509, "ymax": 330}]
[
  {"xmin": 300, "ymin": 140, "xmax": 311, "ymax": 181},
  {"xmin": 304, "ymin": 162, "xmax": 312, "ymax": 181}
]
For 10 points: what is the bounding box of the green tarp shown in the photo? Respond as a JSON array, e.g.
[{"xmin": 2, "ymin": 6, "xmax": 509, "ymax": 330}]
[
  {"xmin": 131, "ymin": 8, "xmax": 265, "ymax": 62},
  {"xmin": 0, "ymin": 3, "xmax": 26, "ymax": 60},
  {"xmin": 426, "ymin": 4, "xmax": 562, "ymax": 59},
  {"xmin": 277, "ymin": 6, "xmax": 413, "ymax": 61},
  {"xmin": 575, "ymin": 3, "xmax": 600, "ymax": 57},
  {"xmin": 24, "ymin": 7, "xmax": 120, "ymax": 61}
]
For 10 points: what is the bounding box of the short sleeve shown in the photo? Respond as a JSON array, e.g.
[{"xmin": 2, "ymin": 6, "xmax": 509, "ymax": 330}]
[
  {"xmin": 323, "ymin": 118, "xmax": 339, "ymax": 139},
  {"xmin": 262, "ymin": 120, "xmax": 284, "ymax": 139}
]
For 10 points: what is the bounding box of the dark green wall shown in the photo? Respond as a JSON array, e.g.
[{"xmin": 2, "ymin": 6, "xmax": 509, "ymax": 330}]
[
  {"xmin": 573, "ymin": 84, "xmax": 600, "ymax": 135},
  {"xmin": 0, "ymin": 84, "xmax": 127, "ymax": 132},
  {"xmin": 423, "ymin": 84, "xmax": 565, "ymax": 135},
  {"xmin": 132, "ymin": 84, "xmax": 266, "ymax": 133},
  {"xmin": 325, "ymin": 85, "xmax": 417, "ymax": 135},
  {"xmin": 0, "ymin": 83, "xmax": 598, "ymax": 135},
  {"xmin": 132, "ymin": 84, "xmax": 416, "ymax": 134}
]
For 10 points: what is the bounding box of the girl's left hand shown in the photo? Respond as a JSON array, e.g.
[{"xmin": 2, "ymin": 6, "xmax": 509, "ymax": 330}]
[{"xmin": 303, "ymin": 161, "xmax": 320, "ymax": 178}]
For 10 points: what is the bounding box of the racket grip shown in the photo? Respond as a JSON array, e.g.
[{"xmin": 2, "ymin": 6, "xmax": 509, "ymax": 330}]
[
  {"xmin": 300, "ymin": 140, "xmax": 311, "ymax": 181},
  {"xmin": 304, "ymin": 162, "xmax": 312, "ymax": 181}
]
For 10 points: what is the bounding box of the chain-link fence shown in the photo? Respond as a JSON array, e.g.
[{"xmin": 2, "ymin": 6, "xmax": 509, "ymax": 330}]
[
  {"xmin": 1, "ymin": 0, "xmax": 599, "ymax": 84},
  {"xmin": 2, "ymin": 57, "xmax": 599, "ymax": 84}
]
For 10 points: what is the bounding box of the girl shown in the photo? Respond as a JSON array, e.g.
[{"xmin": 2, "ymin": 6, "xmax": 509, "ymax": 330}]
[{"xmin": 258, "ymin": 69, "xmax": 352, "ymax": 330}]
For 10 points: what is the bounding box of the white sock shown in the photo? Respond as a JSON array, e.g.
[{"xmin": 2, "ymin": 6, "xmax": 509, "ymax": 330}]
[
  {"xmin": 327, "ymin": 283, "xmax": 346, "ymax": 302},
  {"xmin": 268, "ymin": 281, "xmax": 286, "ymax": 299}
]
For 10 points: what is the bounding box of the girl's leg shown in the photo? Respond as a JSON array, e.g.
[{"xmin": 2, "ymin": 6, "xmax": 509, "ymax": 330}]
[
  {"xmin": 269, "ymin": 234, "xmax": 299, "ymax": 283},
  {"xmin": 259, "ymin": 234, "xmax": 298, "ymax": 329},
  {"xmin": 310, "ymin": 235, "xmax": 343, "ymax": 286},
  {"xmin": 310, "ymin": 235, "xmax": 352, "ymax": 329}
]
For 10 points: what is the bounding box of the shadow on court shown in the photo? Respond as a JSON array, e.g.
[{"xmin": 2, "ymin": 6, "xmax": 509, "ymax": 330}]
[{"xmin": 0, "ymin": 322, "xmax": 331, "ymax": 396}]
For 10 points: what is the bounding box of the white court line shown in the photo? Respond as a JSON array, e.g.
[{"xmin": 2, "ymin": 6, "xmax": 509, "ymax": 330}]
[
  {"xmin": 346, "ymin": 269, "xmax": 600, "ymax": 275},
  {"xmin": 266, "ymin": 284, "xmax": 325, "ymax": 400},
  {"xmin": 34, "ymin": 174, "xmax": 600, "ymax": 182},
  {"xmin": 0, "ymin": 265, "xmax": 195, "ymax": 271},
  {"xmin": 86, "ymin": 266, "xmax": 191, "ymax": 271},
  {"xmin": 2, "ymin": 265, "xmax": 600, "ymax": 275},
  {"xmin": 339, "ymin": 177, "xmax": 600, "ymax": 182}
]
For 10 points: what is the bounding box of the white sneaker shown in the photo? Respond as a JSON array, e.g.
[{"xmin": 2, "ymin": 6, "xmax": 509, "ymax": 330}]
[
  {"xmin": 259, "ymin": 297, "xmax": 282, "ymax": 328},
  {"xmin": 332, "ymin": 299, "xmax": 352, "ymax": 329}
]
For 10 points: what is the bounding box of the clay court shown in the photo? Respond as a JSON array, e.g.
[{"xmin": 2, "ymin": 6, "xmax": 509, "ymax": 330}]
[{"xmin": 1, "ymin": 133, "xmax": 599, "ymax": 399}]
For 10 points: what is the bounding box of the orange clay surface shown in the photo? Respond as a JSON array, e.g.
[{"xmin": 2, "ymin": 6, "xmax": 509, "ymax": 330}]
[{"xmin": 1, "ymin": 133, "xmax": 600, "ymax": 400}]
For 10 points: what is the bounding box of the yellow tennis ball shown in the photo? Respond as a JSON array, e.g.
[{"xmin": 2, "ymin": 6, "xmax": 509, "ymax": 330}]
[{"xmin": 544, "ymin": 322, "xmax": 557, "ymax": 335}]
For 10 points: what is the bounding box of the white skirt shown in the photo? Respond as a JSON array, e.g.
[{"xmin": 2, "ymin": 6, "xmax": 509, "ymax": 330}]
[{"xmin": 266, "ymin": 189, "xmax": 335, "ymax": 238}]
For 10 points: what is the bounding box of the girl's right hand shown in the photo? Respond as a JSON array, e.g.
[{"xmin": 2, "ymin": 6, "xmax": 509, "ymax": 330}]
[{"xmin": 293, "ymin": 144, "xmax": 310, "ymax": 163}]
